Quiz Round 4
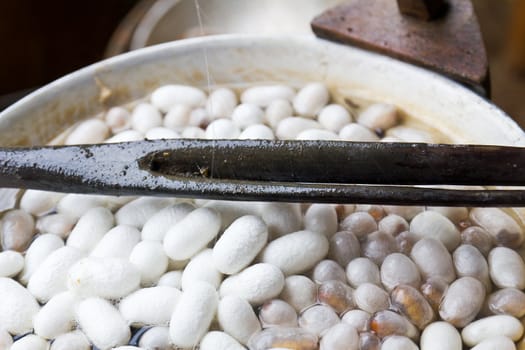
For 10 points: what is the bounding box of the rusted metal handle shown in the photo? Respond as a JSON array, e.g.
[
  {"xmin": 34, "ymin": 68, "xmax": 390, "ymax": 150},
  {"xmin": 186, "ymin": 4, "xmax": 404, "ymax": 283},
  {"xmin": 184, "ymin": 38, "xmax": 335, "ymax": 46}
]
[{"xmin": 312, "ymin": 0, "xmax": 490, "ymax": 97}]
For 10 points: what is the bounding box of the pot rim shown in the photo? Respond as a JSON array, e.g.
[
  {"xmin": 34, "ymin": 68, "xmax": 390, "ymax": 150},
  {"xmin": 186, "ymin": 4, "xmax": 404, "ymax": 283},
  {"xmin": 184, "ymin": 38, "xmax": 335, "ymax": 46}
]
[{"xmin": 0, "ymin": 34, "xmax": 523, "ymax": 146}]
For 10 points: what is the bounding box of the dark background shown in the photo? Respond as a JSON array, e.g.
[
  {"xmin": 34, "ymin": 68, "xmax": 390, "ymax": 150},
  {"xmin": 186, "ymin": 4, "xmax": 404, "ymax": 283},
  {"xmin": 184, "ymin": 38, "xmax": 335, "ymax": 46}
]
[{"xmin": 1, "ymin": 0, "xmax": 524, "ymax": 126}]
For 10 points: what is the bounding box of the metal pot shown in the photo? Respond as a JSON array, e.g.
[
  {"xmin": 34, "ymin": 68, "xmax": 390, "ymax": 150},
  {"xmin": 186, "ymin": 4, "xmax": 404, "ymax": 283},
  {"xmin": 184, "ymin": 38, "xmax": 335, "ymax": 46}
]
[{"xmin": 1, "ymin": 35, "xmax": 523, "ymax": 147}]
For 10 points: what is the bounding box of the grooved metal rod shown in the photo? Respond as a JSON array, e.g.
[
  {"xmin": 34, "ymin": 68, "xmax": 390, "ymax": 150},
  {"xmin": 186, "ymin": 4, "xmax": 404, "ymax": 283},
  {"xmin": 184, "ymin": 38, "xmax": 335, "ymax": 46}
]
[{"xmin": 0, "ymin": 139, "xmax": 524, "ymax": 206}]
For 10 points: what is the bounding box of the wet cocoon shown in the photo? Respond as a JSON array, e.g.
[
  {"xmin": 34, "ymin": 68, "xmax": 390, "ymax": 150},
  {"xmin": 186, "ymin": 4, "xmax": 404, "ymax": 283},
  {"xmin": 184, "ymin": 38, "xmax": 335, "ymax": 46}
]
[
  {"xmin": 212, "ymin": 215, "xmax": 268, "ymax": 274},
  {"xmin": 169, "ymin": 282, "xmax": 218, "ymax": 348},
  {"xmin": 75, "ymin": 297, "xmax": 130, "ymax": 350},
  {"xmin": 260, "ymin": 230, "xmax": 329, "ymax": 275},
  {"xmin": 163, "ymin": 207, "xmax": 221, "ymax": 260},
  {"xmin": 420, "ymin": 321, "xmax": 462, "ymax": 350},
  {"xmin": 67, "ymin": 257, "xmax": 140, "ymax": 298}
]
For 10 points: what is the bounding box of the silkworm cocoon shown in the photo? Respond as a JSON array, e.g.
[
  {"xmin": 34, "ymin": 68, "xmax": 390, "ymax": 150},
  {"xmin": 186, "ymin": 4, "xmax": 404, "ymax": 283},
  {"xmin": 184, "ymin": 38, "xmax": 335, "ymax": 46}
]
[
  {"xmin": 129, "ymin": 240, "xmax": 169, "ymax": 286},
  {"xmin": 279, "ymin": 275, "xmax": 317, "ymax": 312},
  {"xmin": 119, "ymin": 286, "xmax": 182, "ymax": 326},
  {"xmin": 380, "ymin": 335, "xmax": 419, "ymax": 350},
  {"xmin": 206, "ymin": 88, "xmax": 237, "ymax": 119},
  {"xmin": 67, "ymin": 257, "xmax": 140, "ymax": 299},
  {"xmin": 296, "ymin": 129, "xmax": 339, "ymax": 140},
  {"xmin": 20, "ymin": 189, "xmax": 64, "ymax": 216},
  {"xmin": 163, "ymin": 207, "xmax": 221, "ymax": 260},
  {"xmin": 145, "ymin": 127, "xmax": 180, "ymax": 140},
  {"xmin": 489, "ymin": 247, "xmax": 525, "ymax": 289},
  {"xmin": 220, "ymin": 263, "xmax": 285, "ymax": 305},
  {"xmin": 131, "ymin": 103, "xmax": 162, "ymax": 133},
  {"xmin": 90, "ymin": 224, "xmax": 140, "ymax": 259},
  {"xmin": 410, "ymin": 211, "xmax": 460, "ymax": 251},
  {"xmin": 265, "ymin": 99, "xmax": 293, "ymax": 128},
  {"xmin": 318, "ymin": 104, "xmax": 352, "ymax": 133},
  {"xmin": 65, "ymin": 118, "xmax": 109, "ymax": 145},
  {"xmin": 260, "ymin": 230, "xmax": 329, "ymax": 275},
  {"xmin": 0, "ymin": 329, "xmax": 12, "ymax": 349},
  {"xmin": 157, "ymin": 270, "xmax": 183, "ymax": 289},
  {"xmin": 50, "ymin": 330, "xmax": 90, "ymax": 350},
  {"xmin": 0, "ymin": 250, "xmax": 24, "ymax": 277},
  {"xmin": 75, "ymin": 297, "xmax": 130, "ymax": 349},
  {"xmin": 105, "ymin": 106, "xmax": 131, "ymax": 133},
  {"xmin": 213, "ymin": 215, "xmax": 268, "ymax": 274},
  {"xmin": 150, "ymin": 84, "xmax": 207, "ymax": 112},
  {"xmin": 217, "ymin": 295, "xmax": 261, "ymax": 344},
  {"xmin": 470, "ymin": 208, "xmax": 524, "ymax": 248},
  {"xmin": 346, "ymin": 257, "xmax": 381, "ymax": 288},
  {"xmin": 304, "ymin": 204, "xmax": 338, "ymax": 238},
  {"xmin": 357, "ymin": 103, "xmax": 398, "ymax": 131},
  {"xmin": 199, "ymin": 331, "xmax": 245, "ymax": 350},
  {"xmin": 181, "ymin": 249, "xmax": 222, "ymax": 290},
  {"xmin": 320, "ymin": 323, "xmax": 359, "ymax": 350},
  {"xmin": 56, "ymin": 194, "xmax": 107, "ymax": 220},
  {"xmin": 138, "ymin": 327, "xmax": 171, "ymax": 350},
  {"xmin": 28, "ymin": 246, "xmax": 84, "ymax": 303},
  {"xmin": 410, "ymin": 238, "xmax": 455, "ymax": 283},
  {"xmin": 420, "ymin": 322, "xmax": 462, "ymax": 350},
  {"xmin": 0, "ymin": 277, "xmax": 40, "ymax": 335},
  {"xmin": 293, "ymin": 82, "xmax": 329, "ymax": 117},
  {"xmin": 141, "ymin": 203, "xmax": 194, "ymax": 241},
  {"xmin": 105, "ymin": 130, "xmax": 144, "ymax": 143},
  {"xmin": 471, "ymin": 336, "xmax": 517, "ymax": 350},
  {"xmin": 169, "ymin": 282, "xmax": 218, "ymax": 348},
  {"xmin": 66, "ymin": 207, "xmax": 114, "ymax": 252},
  {"xmin": 33, "ymin": 291, "xmax": 79, "ymax": 339},
  {"xmin": 36, "ymin": 213, "xmax": 74, "ymax": 238},
  {"xmin": 461, "ymin": 315, "xmax": 524, "ymax": 347},
  {"xmin": 10, "ymin": 334, "xmax": 48, "ymax": 350},
  {"xmin": 275, "ymin": 117, "xmax": 322, "ymax": 140},
  {"xmin": 19, "ymin": 233, "xmax": 64, "ymax": 285},
  {"xmin": 205, "ymin": 119, "xmax": 241, "ymax": 139},
  {"xmin": 241, "ymin": 85, "xmax": 295, "ymax": 107},
  {"xmin": 231, "ymin": 103, "xmax": 264, "ymax": 129},
  {"xmin": 115, "ymin": 197, "xmax": 175, "ymax": 229},
  {"xmin": 339, "ymin": 123, "xmax": 380, "ymax": 142},
  {"xmin": 298, "ymin": 305, "xmax": 339, "ymax": 336},
  {"xmin": 257, "ymin": 202, "xmax": 302, "ymax": 239},
  {"xmin": 239, "ymin": 124, "xmax": 275, "ymax": 140}
]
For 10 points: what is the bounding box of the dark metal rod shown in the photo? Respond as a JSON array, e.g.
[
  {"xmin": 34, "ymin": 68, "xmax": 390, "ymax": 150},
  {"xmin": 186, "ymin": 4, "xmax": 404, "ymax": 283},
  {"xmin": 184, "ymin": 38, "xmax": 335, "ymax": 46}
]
[
  {"xmin": 141, "ymin": 139, "xmax": 524, "ymax": 186},
  {"xmin": 0, "ymin": 139, "xmax": 524, "ymax": 207}
]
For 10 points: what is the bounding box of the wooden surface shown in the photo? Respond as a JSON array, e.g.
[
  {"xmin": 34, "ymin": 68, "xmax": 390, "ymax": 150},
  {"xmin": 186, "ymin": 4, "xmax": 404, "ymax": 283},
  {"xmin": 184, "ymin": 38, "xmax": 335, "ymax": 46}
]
[{"xmin": 312, "ymin": 0, "xmax": 489, "ymax": 95}]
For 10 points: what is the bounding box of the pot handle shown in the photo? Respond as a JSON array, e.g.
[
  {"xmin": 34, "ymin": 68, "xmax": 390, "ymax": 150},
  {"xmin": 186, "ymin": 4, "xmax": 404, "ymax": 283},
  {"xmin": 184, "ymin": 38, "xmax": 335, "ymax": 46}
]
[{"xmin": 311, "ymin": 0, "xmax": 490, "ymax": 97}]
